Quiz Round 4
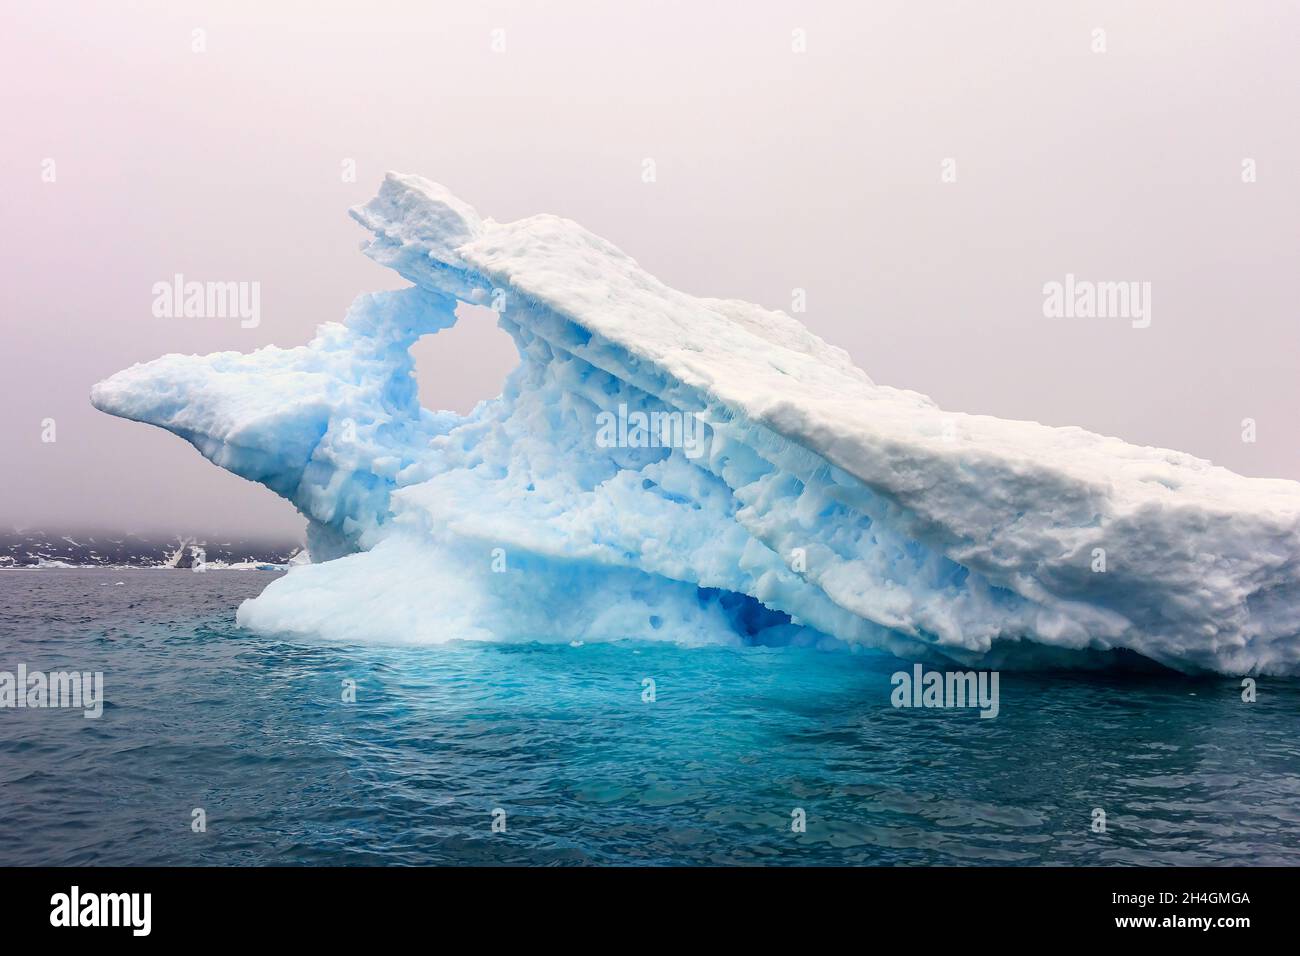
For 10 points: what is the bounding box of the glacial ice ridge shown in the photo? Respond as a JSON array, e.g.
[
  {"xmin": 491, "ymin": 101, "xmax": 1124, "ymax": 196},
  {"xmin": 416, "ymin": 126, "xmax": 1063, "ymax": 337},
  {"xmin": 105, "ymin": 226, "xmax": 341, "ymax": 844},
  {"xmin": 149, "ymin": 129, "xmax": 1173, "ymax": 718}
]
[{"xmin": 92, "ymin": 173, "xmax": 1300, "ymax": 674}]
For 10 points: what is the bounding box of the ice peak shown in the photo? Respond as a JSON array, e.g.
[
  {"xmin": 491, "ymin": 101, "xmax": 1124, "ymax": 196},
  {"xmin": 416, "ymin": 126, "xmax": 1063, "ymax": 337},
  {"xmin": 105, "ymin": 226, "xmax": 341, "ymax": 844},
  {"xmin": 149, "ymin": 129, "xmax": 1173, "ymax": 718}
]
[{"xmin": 350, "ymin": 172, "xmax": 484, "ymax": 267}]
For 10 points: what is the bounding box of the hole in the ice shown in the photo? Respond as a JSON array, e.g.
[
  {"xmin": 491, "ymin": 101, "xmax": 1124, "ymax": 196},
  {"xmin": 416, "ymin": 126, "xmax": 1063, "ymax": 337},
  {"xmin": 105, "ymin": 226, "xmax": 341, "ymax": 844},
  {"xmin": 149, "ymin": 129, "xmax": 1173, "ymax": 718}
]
[
  {"xmin": 411, "ymin": 302, "xmax": 519, "ymax": 415},
  {"xmin": 695, "ymin": 587, "xmax": 793, "ymax": 640}
]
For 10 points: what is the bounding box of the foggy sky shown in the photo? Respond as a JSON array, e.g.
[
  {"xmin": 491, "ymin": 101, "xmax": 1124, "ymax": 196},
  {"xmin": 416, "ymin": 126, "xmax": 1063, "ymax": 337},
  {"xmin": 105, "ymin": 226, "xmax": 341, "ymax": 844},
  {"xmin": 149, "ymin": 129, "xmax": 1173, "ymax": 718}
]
[{"xmin": 2, "ymin": 0, "xmax": 1296, "ymax": 537}]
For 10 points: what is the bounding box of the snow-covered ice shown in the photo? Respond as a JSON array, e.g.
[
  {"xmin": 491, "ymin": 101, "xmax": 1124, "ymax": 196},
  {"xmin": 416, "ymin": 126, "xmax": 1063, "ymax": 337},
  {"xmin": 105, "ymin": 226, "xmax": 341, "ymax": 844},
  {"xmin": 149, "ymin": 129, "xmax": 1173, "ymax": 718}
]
[{"xmin": 92, "ymin": 174, "xmax": 1300, "ymax": 674}]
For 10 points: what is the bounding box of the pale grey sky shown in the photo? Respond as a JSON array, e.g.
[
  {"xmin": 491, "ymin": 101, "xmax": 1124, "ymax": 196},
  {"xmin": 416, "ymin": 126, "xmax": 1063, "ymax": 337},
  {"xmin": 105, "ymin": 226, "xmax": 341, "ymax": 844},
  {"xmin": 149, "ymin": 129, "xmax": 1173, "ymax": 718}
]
[{"xmin": 2, "ymin": 0, "xmax": 1296, "ymax": 537}]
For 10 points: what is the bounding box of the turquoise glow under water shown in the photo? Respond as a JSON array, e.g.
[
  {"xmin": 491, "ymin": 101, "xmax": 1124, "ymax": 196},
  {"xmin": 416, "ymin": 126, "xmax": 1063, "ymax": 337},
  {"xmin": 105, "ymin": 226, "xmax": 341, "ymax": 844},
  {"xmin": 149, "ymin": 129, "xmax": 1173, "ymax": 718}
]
[{"xmin": 2, "ymin": 569, "xmax": 1298, "ymax": 865}]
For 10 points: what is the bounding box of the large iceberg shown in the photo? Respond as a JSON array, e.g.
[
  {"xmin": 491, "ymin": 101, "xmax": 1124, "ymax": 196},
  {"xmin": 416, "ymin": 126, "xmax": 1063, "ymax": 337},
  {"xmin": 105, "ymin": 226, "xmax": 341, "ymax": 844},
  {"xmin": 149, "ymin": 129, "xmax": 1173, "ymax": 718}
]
[{"xmin": 92, "ymin": 174, "xmax": 1300, "ymax": 674}]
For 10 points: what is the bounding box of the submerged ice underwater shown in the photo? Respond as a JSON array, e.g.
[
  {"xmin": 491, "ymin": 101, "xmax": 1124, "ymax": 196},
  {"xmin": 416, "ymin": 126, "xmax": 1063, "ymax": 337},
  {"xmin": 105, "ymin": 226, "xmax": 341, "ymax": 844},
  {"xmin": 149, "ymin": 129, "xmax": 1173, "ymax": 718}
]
[{"xmin": 92, "ymin": 173, "xmax": 1300, "ymax": 674}]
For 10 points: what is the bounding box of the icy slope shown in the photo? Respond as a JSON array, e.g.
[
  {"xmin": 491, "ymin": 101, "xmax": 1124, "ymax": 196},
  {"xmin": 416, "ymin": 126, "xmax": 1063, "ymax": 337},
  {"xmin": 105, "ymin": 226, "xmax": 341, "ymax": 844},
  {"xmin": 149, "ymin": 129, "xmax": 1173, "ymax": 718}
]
[{"xmin": 92, "ymin": 174, "xmax": 1300, "ymax": 673}]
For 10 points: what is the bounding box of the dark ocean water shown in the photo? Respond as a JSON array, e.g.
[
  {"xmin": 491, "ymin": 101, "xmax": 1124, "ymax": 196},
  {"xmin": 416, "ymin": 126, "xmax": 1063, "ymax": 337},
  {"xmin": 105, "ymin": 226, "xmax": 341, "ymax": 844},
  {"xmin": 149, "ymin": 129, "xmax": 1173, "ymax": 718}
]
[{"xmin": 1, "ymin": 568, "xmax": 1298, "ymax": 866}]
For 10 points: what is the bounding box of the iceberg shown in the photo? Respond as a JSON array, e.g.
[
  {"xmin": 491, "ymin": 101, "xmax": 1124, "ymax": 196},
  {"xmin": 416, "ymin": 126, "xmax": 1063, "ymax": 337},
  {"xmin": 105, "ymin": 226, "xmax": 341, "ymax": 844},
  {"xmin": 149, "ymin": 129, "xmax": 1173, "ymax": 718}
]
[{"xmin": 92, "ymin": 173, "xmax": 1300, "ymax": 674}]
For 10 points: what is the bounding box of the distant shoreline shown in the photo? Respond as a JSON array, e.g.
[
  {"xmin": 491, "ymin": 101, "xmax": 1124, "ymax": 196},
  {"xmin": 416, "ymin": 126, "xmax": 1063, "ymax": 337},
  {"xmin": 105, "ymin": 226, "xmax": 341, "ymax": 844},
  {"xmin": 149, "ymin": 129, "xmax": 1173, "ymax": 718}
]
[{"xmin": 0, "ymin": 529, "xmax": 304, "ymax": 570}]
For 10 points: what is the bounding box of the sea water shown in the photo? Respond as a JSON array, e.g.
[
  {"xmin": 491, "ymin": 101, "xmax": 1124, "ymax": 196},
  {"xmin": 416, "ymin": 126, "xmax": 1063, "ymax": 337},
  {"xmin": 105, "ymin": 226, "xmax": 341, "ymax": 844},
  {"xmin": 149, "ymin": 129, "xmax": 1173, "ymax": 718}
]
[{"xmin": 1, "ymin": 569, "xmax": 1298, "ymax": 865}]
